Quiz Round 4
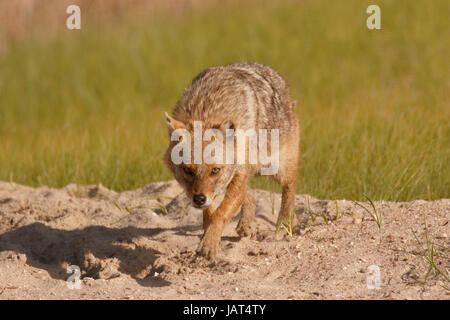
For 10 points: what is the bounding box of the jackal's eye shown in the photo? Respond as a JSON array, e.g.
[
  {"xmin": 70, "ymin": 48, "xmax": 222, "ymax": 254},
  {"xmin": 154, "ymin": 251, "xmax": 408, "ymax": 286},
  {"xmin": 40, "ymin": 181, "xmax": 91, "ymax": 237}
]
[
  {"xmin": 210, "ymin": 167, "xmax": 221, "ymax": 175},
  {"xmin": 183, "ymin": 167, "xmax": 194, "ymax": 176}
]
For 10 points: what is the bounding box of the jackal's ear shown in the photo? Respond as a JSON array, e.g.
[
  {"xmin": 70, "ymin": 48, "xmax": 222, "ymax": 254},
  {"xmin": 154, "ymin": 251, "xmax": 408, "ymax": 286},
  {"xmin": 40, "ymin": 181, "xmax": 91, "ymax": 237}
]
[
  {"xmin": 219, "ymin": 120, "xmax": 235, "ymax": 140},
  {"xmin": 165, "ymin": 112, "xmax": 185, "ymax": 135}
]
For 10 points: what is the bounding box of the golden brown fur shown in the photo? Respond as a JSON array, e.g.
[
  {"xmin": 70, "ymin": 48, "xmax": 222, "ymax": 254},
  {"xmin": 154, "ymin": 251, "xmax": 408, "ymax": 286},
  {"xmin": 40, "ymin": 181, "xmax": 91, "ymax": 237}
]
[{"xmin": 164, "ymin": 62, "xmax": 300, "ymax": 259}]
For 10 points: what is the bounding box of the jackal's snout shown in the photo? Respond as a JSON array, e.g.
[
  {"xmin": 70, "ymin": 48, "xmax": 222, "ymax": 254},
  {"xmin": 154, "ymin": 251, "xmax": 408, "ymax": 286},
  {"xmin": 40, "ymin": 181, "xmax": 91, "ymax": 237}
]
[{"xmin": 193, "ymin": 194, "xmax": 207, "ymax": 206}]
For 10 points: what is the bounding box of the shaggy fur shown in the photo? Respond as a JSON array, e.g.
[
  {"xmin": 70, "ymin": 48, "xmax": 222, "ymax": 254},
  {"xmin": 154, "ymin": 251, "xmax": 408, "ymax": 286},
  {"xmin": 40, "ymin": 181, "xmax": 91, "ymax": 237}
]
[{"xmin": 164, "ymin": 62, "xmax": 300, "ymax": 259}]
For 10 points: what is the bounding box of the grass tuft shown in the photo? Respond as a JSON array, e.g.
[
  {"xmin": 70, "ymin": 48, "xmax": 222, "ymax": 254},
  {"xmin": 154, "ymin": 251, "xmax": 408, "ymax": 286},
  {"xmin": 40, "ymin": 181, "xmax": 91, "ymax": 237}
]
[
  {"xmin": 355, "ymin": 195, "xmax": 382, "ymax": 230},
  {"xmin": 412, "ymin": 225, "xmax": 450, "ymax": 284}
]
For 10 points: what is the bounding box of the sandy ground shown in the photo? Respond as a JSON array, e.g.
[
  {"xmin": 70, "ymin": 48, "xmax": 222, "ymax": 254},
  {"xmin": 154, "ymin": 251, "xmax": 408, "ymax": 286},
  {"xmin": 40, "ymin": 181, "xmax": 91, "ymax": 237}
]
[{"xmin": 0, "ymin": 180, "xmax": 448, "ymax": 300}]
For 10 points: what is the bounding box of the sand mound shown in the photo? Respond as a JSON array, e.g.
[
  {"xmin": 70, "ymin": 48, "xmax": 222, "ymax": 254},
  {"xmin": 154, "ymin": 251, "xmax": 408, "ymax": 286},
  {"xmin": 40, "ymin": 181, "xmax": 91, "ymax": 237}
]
[{"xmin": 0, "ymin": 180, "xmax": 448, "ymax": 299}]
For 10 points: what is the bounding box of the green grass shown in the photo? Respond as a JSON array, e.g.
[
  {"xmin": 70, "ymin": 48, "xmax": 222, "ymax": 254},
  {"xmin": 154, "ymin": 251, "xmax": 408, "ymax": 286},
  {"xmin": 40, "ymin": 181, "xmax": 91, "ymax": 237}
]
[
  {"xmin": 0, "ymin": 0, "xmax": 449, "ymax": 200},
  {"xmin": 412, "ymin": 225, "xmax": 450, "ymax": 284},
  {"xmin": 355, "ymin": 195, "xmax": 383, "ymax": 230}
]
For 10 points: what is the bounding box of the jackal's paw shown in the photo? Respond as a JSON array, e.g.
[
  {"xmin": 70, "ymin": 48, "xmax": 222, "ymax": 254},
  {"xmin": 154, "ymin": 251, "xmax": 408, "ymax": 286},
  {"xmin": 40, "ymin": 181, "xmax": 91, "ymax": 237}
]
[
  {"xmin": 236, "ymin": 219, "xmax": 257, "ymax": 238},
  {"xmin": 196, "ymin": 235, "xmax": 219, "ymax": 260}
]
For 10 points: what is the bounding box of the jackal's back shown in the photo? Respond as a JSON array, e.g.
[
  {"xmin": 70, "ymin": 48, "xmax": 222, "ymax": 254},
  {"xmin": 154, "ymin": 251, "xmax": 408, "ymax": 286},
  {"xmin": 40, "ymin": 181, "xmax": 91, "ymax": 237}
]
[{"xmin": 173, "ymin": 62, "xmax": 297, "ymax": 136}]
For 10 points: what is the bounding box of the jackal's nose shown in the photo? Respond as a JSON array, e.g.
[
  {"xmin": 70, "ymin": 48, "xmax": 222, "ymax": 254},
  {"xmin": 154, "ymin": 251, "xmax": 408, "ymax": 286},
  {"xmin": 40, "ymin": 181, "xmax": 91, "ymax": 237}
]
[{"xmin": 193, "ymin": 194, "xmax": 207, "ymax": 206}]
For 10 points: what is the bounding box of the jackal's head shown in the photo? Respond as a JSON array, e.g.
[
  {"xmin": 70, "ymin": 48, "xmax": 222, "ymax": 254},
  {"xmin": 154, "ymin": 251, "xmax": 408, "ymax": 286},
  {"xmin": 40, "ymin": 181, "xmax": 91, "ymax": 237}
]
[{"xmin": 163, "ymin": 113, "xmax": 237, "ymax": 209}]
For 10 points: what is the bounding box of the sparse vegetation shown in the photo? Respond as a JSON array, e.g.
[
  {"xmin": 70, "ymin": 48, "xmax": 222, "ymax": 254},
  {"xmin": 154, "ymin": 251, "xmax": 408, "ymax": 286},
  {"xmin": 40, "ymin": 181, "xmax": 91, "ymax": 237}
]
[
  {"xmin": 156, "ymin": 197, "xmax": 169, "ymax": 215},
  {"xmin": 334, "ymin": 200, "xmax": 340, "ymax": 223},
  {"xmin": 355, "ymin": 195, "xmax": 382, "ymax": 230},
  {"xmin": 412, "ymin": 225, "xmax": 450, "ymax": 284},
  {"xmin": 270, "ymin": 191, "xmax": 276, "ymax": 216},
  {"xmin": 305, "ymin": 196, "xmax": 316, "ymax": 223},
  {"xmin": 276, "ymin": 211, "xmax": 294, "ymax": 237},
  {"xmin": 304, "ymin": 196, "xmax": 330, "ymax": 225}
]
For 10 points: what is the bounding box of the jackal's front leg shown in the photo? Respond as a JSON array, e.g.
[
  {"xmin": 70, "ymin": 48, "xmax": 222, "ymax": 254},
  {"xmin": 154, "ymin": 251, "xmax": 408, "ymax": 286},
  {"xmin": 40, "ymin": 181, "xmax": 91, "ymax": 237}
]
[{"xmin": 197, "ymin": 173, "xmax": 248, "ymax": 259}]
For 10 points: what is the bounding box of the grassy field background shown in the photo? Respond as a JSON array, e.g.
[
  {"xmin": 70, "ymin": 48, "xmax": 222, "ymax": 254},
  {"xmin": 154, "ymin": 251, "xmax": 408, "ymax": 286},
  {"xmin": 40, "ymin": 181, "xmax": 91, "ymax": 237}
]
[{"xmin": 0, "ymin": 0, "xmax": 448, "ymax": 201}]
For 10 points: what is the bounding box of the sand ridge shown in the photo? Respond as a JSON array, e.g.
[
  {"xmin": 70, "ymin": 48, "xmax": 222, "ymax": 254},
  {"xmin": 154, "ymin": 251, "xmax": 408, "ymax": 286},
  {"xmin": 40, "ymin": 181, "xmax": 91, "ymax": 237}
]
[{"xmin": 0, "ymin": 180, "xmax": 448, "ymax": 299}]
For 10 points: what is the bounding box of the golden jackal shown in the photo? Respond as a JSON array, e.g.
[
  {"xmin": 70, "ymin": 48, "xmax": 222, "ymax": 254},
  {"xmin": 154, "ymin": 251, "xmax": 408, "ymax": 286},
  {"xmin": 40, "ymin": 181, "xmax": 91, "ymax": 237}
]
[{"xmin": 164, "ymin": 62, "xmax": 299, "ymax": 259}]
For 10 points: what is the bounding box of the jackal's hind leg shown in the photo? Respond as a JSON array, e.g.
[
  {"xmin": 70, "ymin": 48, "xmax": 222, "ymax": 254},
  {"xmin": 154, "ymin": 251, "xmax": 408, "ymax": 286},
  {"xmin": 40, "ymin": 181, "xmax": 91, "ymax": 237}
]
[
  {"xmin": 276, "ymin": 181, "xmax": 297, "ymax": 231},
  {"xmin": 236, "ymin": 192, "xmax": 257, "ymax": 238}
]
